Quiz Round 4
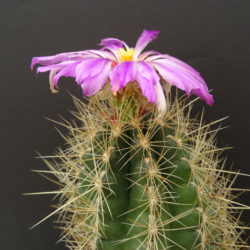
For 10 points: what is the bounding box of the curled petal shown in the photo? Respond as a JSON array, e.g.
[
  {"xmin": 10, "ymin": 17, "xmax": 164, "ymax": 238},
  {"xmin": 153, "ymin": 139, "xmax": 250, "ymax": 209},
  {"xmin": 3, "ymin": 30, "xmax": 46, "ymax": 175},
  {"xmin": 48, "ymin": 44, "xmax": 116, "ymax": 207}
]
[
  {"xmin": 100, "ymin": 38, "xmax": 129, "ymax": 50},
  {"xmin": 31, "ymin": 53, "xmax": 71, "ymax": 70},
  {"xmin": 134, "ymin": 29, "xmax": 159, "ymax": 60},
  {"xmin": 49, "ymin": 69, "xmax": 59, "ymax": 93},
  {"xmin": 36, "ymin": 61, "xmax": 80, "ymax": 92},
  {"xmin": 36, "ymin": 60, "xmax": 76, "ymax": 73},
  {"xmin": 31, "ymin": 52, "xmax": 93, "ymax": 70}
]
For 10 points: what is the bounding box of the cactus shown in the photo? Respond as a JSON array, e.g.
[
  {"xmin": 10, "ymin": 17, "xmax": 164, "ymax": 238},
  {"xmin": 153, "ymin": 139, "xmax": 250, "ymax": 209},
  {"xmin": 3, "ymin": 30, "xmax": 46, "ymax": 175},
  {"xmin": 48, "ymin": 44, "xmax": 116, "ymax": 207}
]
[
  {"xmin": 30, "ymin": 29, "xmax": 249, "ymax": 249},
  {"xmin": 32, "ymin": 85, "xmax": 249, "ymax": 249}
]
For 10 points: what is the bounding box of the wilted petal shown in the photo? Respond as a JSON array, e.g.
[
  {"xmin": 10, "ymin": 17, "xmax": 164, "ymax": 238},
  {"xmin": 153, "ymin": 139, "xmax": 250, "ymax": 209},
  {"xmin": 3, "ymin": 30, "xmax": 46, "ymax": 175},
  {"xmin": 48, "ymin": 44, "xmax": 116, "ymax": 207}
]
[
  {"xmin": 109, "ymin": 61, "xmax": 136, "ymax": 94},
  {"xmin": 49, "ymin": 69, "xmax": 59, "ymax": 93},
  {"xmin": 134, "ymin": 30, "xmax": 159, "ymax": 60}
]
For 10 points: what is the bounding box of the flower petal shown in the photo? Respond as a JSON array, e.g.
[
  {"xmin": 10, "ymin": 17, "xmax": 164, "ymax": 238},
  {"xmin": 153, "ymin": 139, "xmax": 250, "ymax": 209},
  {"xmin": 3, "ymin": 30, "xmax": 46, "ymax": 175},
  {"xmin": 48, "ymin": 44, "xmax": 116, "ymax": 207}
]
[
  {"xmin": 138, "ymin": 50, "xmax": 160, "ymax": 61},
  {"xmin": 85, "ymin": 49, "xmax": 116, "ymax": 61},
  {"xmin": 80, "ymin": 60, "xmax": 111, "ymax": 96},
  {"xmin": 75, "ymin": 58, "xmax": 111, "ymax": 85},
  {"xmin": 191, "ymin": 88, "xmax": 214, "ymax": 106},
  {"xmin": 36, "ymin": 60, "xmax": 76, "ymax": 73},
  {"xmin": 49, "ymin": 69, "xmax": 59, "ymax": 93},
  {"xmin": 31, "ymin": 53, "xmax": 70, "ymax": 70},
  {"xmin": 53, "ymin": 61, "xmax": 81, "ymax": 86},
  {"xmin": 32, "ymin": 30, "xmax": 214, "ymax": 107},
  {"xmin": 135, "ymin": 61, "xmax": 159, "ymax": 103},
  {"xmin": 99, "ymin": 38, "xmax": 129, "ymax": 50},
  {"xmin": 109, "ymin": 61, "xmax": 136, "ymax": 94},
  {"xmin": 101, "ymin": 45, "xmax": 120, "ymax": 61},
  {"xmin": 134, "ymin": 29, "xmax": 159, "ymax": 60},
  {"xmin": 152, "ymin": 60, "xmax": 213, "ymax": 105},
  {"xmin": 148, "ymin": 55, "xmax": 206, "ymax": 87},
  {"xmin": 31, "ymin": 52, "xmax": 93, "ymax": 70},
  {"xmin": 154, "ymin": 81, "xmax": 167, "ymax": 118}
]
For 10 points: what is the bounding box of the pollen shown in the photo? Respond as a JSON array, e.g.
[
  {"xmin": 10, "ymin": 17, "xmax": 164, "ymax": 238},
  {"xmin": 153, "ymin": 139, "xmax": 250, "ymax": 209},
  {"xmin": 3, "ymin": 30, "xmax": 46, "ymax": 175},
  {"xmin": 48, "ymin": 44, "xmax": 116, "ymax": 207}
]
[{"xmin": 117, "ymin": 48, "xmax": 136, "ymax": 62}]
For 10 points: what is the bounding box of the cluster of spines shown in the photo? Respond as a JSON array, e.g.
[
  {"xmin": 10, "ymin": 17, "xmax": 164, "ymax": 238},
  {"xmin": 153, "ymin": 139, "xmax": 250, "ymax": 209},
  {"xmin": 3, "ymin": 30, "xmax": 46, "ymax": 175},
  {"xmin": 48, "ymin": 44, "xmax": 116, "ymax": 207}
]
[{"xmin": 28, "ymin": 87, "xmax": 249, "ymax": 249}]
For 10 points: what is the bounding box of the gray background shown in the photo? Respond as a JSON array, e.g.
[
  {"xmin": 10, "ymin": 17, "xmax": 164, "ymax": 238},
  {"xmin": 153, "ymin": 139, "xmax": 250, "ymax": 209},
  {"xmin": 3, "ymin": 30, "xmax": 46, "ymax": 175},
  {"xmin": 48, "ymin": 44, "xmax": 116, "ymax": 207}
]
[{"xmin": 1, "ymin": 0, "xmax": 249, "ymax": 249}]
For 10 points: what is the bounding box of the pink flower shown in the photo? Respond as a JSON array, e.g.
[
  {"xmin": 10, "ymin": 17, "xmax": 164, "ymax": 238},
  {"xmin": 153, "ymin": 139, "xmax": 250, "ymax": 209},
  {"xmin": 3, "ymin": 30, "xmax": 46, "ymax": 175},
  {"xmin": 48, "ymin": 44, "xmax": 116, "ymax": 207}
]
[{"xmin": 31, "ymin": 29, "xmax": 213, "ymax": 116}]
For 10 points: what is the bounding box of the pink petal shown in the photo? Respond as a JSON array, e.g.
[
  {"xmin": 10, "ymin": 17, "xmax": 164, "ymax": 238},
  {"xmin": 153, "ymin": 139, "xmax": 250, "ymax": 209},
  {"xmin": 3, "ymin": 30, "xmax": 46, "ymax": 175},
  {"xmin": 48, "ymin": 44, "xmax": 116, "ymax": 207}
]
[
  {"xmin": 134, "ymin": 30, "xmax": 159, "ymax": 60},
  {"xmin": 138, "ymin": 50, "xmax": 160, "ymax": 61},
  {"xmin": 85, "ymin": 49, "xmax": 116, "ymax": 61},
  {"xmin": 36, "ymin": 60, "xmax": 77, "ymax": 73},
  {"xmin": 53, "ymin": 61, "xmax": 81, "ymax": 86},
  {"xmin": 192, "ymin": 88, "xmax": 214, "ymax": 106},
  {"xmin": 109, "ymin": 61, "xmax": 136, "ymax": 94},
  {"xmin": 81, "ymin": 60, "xmax": 111, "ymax": 96},
  {"xmin": 148, "ymin": 55, "xmax": 205, "ymax": 86},
  {"xmin": 31, "ymin": 52, "xmax": 93, "ymax": 70},
  {"xmin": 135, "ymin": 61, "xmax": 159, "ymax": 103},
  {"xmin": 99, "ymin": 38, "xmax": 129, "ymax": 50},
  {"xmin": 100, "ymin": 45, "xmax": 120, "ymax": 61},
  {"xmin": 75, "ymin": 58, "xmax": 111, "ymax": 85},
  {"xmin": 152, "ymin": 61, "xmax": 213, "ymax": 105},
  {"xmin": 31, "ymin": 53, "xmax": 70, "ymax": 70},
  {"xmin": 154, "ymin": 81, "xmax": 167, "ymax": 118}
]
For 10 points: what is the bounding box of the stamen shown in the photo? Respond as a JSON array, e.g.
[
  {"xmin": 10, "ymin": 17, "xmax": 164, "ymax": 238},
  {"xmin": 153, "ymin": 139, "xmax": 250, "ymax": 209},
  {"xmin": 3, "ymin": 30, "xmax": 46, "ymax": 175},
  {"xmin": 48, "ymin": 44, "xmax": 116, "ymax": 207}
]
[{"xmin": 116, "ymin": 48, "xmax": 136, "ymax": 62}]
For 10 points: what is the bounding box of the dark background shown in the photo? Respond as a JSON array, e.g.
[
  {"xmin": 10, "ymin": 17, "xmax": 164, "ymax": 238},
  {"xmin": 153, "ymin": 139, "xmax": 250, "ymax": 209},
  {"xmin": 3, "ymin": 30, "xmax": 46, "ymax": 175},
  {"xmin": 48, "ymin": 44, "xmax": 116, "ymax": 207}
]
[{"xmin": 1, "ymin": 0, "xmax": 249, "ymax": 249}]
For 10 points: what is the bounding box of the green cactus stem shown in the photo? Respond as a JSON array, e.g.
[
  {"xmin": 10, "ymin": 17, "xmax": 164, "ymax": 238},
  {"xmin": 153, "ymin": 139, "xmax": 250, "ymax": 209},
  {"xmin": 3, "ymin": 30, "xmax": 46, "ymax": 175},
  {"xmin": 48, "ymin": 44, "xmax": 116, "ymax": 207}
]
[{"xmin": 31, "ymin": 85, "xmax": 249, "ymax": 249}]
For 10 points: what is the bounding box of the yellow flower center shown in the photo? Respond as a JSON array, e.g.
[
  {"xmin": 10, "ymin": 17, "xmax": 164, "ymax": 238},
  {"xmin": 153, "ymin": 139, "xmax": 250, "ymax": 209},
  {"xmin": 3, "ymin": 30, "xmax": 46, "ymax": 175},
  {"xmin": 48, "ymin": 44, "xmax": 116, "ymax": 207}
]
[{"xmin": 117, "ymin": 48, "xmax": 136, "ymax": 62}]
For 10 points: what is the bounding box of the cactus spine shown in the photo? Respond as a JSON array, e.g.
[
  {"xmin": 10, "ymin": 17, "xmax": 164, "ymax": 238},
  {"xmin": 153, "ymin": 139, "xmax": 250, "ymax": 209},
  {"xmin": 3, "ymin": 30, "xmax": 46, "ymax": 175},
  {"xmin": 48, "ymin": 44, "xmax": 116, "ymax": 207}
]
[{"xmin": 34, "ymin": 85, "xmax": 249, "ymax": 249}]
